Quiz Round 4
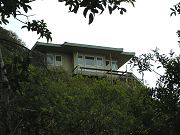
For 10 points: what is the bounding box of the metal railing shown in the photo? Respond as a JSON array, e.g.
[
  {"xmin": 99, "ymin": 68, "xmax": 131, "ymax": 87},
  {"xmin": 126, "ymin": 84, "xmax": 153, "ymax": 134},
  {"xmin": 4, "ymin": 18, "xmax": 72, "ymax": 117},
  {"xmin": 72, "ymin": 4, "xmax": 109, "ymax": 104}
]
[{"xmin": 72, "ymin": 66, "xmax": 139, "ymax": 81}]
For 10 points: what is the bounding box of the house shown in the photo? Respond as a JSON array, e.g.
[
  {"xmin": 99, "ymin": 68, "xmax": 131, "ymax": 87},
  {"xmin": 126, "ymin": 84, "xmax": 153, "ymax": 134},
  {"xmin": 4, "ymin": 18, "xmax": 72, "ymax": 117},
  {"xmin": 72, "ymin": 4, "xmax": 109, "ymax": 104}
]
[{"xmin": 32, "ymin": 42, "xmax": 136, "ymax": 80}]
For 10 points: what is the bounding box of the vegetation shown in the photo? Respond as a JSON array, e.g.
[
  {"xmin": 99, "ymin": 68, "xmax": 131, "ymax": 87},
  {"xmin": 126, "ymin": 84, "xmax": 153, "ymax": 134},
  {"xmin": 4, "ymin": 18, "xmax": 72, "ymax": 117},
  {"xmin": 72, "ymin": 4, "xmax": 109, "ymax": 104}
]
[
  {"xmin": 1, "ymin": 63, "xmax": 152, "ymax": 134},
  {"xmin": 1, "ymin": 1, "xmax": 180, "ymax": 133},
  {"xmin": 130, "ymin": 49, "xmax": 180, "ymax": 135},
  {"xmin": 1, "ymin": 32, "xmax": 180, "ymax": 134},
  {"xmin": 59, "ymin": 0, "xmax": 135, "ymax": 24}
]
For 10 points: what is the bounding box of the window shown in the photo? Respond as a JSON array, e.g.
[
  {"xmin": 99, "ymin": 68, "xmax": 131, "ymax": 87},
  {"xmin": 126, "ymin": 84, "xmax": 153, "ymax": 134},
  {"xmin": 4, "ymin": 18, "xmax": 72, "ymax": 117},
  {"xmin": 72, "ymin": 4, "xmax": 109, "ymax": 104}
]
[
  {"xmin": 112, "ymin": 61, "xmax": 118, "ymax": 70},
  {"xmin": 46, "ymin": 54, "xmax": 62, "ymax": 66},
  {"xmin": 78, "ymin": 55, "xmax": 84, "ymax": 65},
  {"xmin": 106, "ymin": 60, "xmax": 110, "ymax": 66},
  {"xmin": 97, "ymin": 57, "xmax": 103, "ymax": 67},
  {"xmin": 105, "ymin": 60, "xmax": 118, "ymax": 70},
  {"xmin": 47, "ymin": 54, "xmax": 54, "ymax": 65},
  {"xmin": 85, "ymin": 56, "xmax": 95, "ymax": 66},
  {"xmin": 55, "ymin": 55, "xmax": 62, "ymax": 66}
]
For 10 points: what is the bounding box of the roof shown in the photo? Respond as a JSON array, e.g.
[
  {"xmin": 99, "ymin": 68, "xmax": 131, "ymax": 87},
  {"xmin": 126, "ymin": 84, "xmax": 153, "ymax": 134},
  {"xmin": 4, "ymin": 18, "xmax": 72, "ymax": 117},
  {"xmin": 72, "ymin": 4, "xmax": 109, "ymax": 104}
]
[
  {"xmin": 32, "ymin": 42, "xmax": 124, "ymax": 53},
  {"xmin": 32, "ymin": 42, "xmax": 134, "ymax": 55},
  {"xmin": 63, "ymin": 42, "xmax": 123, "ymax": 52},
  {"xmin": 31, "ymin": 42, "xmax": 62, "ymax": 50}
]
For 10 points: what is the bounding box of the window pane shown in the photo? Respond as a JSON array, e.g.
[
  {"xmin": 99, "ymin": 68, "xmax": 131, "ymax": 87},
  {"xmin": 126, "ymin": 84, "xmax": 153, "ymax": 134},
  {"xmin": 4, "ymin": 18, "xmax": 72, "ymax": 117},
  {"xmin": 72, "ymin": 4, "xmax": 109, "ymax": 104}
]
[
  {"xmin": 85, "ymin": 56, "xmax": 95, "ymax": 66},
  {"xmin": 56, "ymin": 56, "xmax": 61, "ymax": 61},
  {"xmin": 97, "ymin": 57, "xmax": 103, "ymax": 67},
  {"xmin": 78, "ymin": 55, "xmax": 84, "ymax": 65},
  {"xmin": 47, "ymin": 55, "xmax": 54, "ymax": 65},
  {"xmin": 55, "ymin": 55, "xmax": 62, "ymax": 66},
  {"xmin": 112, "ymin": 61, "xmax": 118, "ymax": 70},
  {"xmin": 106, "ymin": 60, "xmax": 110, "ymax": 66}
]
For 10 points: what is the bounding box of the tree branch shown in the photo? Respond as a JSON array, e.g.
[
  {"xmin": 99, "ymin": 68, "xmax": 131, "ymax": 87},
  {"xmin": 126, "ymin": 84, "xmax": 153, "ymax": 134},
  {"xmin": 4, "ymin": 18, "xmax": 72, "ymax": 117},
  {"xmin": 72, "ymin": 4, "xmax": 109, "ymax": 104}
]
[{"xmin": 12, "ymin": 119, "xmax": 23, "ymax": 135}]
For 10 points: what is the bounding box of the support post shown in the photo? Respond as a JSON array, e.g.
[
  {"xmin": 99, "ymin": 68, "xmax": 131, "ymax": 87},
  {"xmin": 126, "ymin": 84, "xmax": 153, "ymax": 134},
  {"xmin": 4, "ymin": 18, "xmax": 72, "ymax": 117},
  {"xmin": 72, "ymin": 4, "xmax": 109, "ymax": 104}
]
[
  {"xmin": 110, "ymin": 53, "xmax": 113, "ymax": 85},
  {"xmin": 76, "ymin": 51, "xmax": 78, "ymax": 73}
]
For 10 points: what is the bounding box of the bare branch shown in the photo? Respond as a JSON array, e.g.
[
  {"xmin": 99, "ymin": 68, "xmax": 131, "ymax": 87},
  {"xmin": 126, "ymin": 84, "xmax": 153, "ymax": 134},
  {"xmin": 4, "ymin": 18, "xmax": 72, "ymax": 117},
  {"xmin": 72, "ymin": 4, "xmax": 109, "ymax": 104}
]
[{"xmin": 12, "ymin": 119, "xmax": 23, "ymax": 135}]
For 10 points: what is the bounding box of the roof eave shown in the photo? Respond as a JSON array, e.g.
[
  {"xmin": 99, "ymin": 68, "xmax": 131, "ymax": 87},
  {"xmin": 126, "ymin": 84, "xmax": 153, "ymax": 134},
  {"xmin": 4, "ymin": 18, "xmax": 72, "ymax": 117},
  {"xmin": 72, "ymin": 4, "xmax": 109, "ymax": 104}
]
[{"xmin": 63, "ymin": 42, "xmax": 124, "ymax": 52}]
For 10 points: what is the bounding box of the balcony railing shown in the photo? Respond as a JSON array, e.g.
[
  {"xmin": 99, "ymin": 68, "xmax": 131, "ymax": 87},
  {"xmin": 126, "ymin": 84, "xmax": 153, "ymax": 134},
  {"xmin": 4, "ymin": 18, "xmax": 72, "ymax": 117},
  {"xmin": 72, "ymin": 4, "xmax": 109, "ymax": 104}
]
[{"xmin": 72, "ymin": 66, "xmax": 141, "ymax": 82}]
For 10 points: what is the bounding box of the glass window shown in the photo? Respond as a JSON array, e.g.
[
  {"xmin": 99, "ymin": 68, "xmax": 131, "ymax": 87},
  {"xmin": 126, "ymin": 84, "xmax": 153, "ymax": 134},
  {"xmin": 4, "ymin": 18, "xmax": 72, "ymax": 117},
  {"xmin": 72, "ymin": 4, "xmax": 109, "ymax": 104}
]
[
  {"xmin": 112, "ymin": 61, "xmax": 118, "ymax": 70},
  {"xmin": 106, "ymin": 60, "xmax": 110, "ymax": 66},
  {"xmin": 78, "ymin": 55, "xmax": 84, "ymax": 65},
  {"xmin": 55, "ymin": 55, "xmax": 62, "ymax": 66},
  {"xmin": 47, "ymin": 54, "xmax": 54, "ymax": 65},
  {"xmin": 105, "ymin": 60, "xmax": 118, "ymax": 70},
  {"xmin": 97, "ymin": 57, "xmax": 103, "ymax": 67},
  {"xmin": 85, "ymin": 56, "xmax": 95, "ymax": 66}
]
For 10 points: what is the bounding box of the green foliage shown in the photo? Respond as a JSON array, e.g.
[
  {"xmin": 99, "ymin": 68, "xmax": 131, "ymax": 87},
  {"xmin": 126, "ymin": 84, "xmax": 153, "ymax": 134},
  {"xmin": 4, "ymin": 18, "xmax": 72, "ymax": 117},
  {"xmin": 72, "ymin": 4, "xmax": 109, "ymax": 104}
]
[
  {"xmin": 170, "ymin": 2, "xmax": 180, "ymax": 46},
  {"xmin": 130, "ymin": 50, "xmax": 180, "ymax": 135},
  {"xmin": 59, "ymin": 0, "xmax": 135, "ymax": 24},
  {"xmin": 0, "ymin": 0, "xmax": 136, "ymax": 40},
  {"xmin": 2, "ymin": 27, "xmax": 180, "ymax": 134},
  {"xmin": 1, "ymin": 44, "xmax": 153, "ymax": 134},
  {"xmin": 0, "ymin": 0, "xmax": 31, "ymax": 23},
  {"xmin": 0, "ymin": 26, "xmax": 25, "ymax": 46},
  {"xmin": 21, "ymin": 72, "xmax": 150, "ymax": 135},
  {"xmin": 21, "ymin": 20, "xmax": 52, "ymax": 42},
  {"xmin": 0, "ymin": 0, "xmax": 52, "ymax": 42},
  {"xmin": 170, "ymin": 2, "xmax": 180, "ymax": 16},
  {"xmin": 0, "ymin": 0, "xmax": 135, "ymax": 31}
]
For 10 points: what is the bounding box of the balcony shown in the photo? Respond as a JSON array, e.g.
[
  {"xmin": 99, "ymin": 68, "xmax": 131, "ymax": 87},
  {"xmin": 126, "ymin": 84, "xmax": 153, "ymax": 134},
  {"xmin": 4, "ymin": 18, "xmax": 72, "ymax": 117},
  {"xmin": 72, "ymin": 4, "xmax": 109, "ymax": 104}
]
[{"xmin": 72, "ymin": 65, "xmax": 141, "ymax": 83}]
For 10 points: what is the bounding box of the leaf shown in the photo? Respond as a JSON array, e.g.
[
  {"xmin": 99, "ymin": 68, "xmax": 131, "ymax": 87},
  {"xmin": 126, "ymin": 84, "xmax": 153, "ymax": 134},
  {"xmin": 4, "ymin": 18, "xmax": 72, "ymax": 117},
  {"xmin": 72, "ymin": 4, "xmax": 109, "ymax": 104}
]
[
  {"xmin": 22, "ymin": 5, "xmax": 28, "ymax": 13},
  {"xmin": 2, "ymin": 18, "xmax": 9, "ymax": 25},
  {"xmin": 69, "ymin": 5, "xmax": 72, "ymax": 11},
  {"xmin": 89, "ymin": 13, "xmax": 94, "ymax": 24},
  {"xmin": 170, "ymin": 8, "xmax": 175, "ymax": 12},
  {"xmin": 120, "ymin": 10, "xmax": 123, "ymax": 15},
  {"xmin": 130, "ymin": 0, "xmax": 135, "ymax": 7},
  {"xmin": 175, "ymin": 4, "xmax": 179, "ymax": 11},
  {"xmin": 26, "ymin": 5, "xmax": 32, "ymax": 10},
  {"xmin": 170, "ymin": 11, "xmax": 176, "ymax": 16},
  {"xmin": 21, "ymin": 25, "xmax": 27, "ymax": 29},
  {"xmin": 83, "ymin": 8, "xmax": 89, "ymax": 18},
  {"xmin": 121, "ymin": 8, "xmax": 126, "ymax": 13},
  {"xmin": 178, "ymin": 9, "xmax": 180, "ymax": 14},
  {"xmin": 73, "ymin": 6, "xmax": 79, "ymax": 13},
  {"xmin": 92, "ymin": 9, "xmax": 98, "ymax": 14},
  {"xmin": 108, "ymin": 6, "xmax": 113, "ymax": 14},
  {"xmin": 112, "ymin": 6, "xmax": 117, "ymax": 10},
  {"xmin": 97, "ymin": 5, "xmax": 104, "ymax": 14}
]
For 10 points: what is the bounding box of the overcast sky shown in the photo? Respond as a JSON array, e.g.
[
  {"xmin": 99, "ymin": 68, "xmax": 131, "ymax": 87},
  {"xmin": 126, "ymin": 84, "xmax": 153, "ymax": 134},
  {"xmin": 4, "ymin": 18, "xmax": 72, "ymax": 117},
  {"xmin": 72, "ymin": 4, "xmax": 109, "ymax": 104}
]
[{"xmin": 3, "ymin": 0, "xmax": 180, "ymax": 87}]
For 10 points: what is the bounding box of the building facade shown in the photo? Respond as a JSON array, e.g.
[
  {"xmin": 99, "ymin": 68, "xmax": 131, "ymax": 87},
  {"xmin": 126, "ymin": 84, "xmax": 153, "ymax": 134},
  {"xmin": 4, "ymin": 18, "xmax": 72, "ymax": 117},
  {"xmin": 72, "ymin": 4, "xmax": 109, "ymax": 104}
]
[{"xmin": 32, "ymin": 42, "xmax": 136, "ymax": 79}]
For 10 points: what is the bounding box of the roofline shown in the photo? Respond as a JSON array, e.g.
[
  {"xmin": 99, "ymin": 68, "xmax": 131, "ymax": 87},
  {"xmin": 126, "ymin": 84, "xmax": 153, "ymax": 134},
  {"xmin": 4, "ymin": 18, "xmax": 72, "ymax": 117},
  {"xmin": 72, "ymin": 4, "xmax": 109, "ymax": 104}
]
[
  {"xmin": 31, "ymin": 42, "xmax": 63, "ymax": 50},
  {"xmin": 63, "ymin": 42, "xmax": 123, "ymax": 52},
  {"xmin": 121, "ymin": 51, "xmax": 135, "ymax": 56},
  {"xmin": 32, "ymin": 42, "xmax": 135, "ymax": 56}
]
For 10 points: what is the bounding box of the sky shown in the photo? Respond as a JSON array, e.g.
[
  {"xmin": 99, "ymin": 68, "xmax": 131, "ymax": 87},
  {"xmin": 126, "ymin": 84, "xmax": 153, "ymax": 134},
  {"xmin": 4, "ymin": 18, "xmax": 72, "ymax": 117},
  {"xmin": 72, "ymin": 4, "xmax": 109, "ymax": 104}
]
[{"xmin": 3, "ymin": 0, "xmax": 180, "ymax": 87}]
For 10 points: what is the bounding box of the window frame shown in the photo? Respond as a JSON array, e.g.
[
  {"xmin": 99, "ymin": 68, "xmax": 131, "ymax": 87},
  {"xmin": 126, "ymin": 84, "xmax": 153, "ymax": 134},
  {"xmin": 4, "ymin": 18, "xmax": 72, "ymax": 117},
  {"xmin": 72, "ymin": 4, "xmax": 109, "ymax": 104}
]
[
  {"xmin": 46, "ymin": 54, "xmax": 54, "ymax": 65},
  {"xmin": 78, "ymin": 55, "xmax": 84, "ymax": 66},
  {"xmin": 96, "ymin": 57, "xmax": 103, "ymax": 67},
  {"xmin": 105, "ymin": 60, "xmax": 118, "ymax": 70},
  {"xmin": 85, "ymin": 55, "xmax": 95, "ymax": 67},
  {"xmin": 55, "ymin": 55, "xmax": 62, "ymax": 66},
  {"xmin": 111, "ymin": 61, "xmax": 118, "ymax": 70}
]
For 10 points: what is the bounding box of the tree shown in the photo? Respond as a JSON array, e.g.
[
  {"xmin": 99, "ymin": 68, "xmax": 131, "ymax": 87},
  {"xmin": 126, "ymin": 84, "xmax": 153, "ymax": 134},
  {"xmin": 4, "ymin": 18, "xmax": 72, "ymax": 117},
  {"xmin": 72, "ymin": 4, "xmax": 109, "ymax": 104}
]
[
  {"xmin": 0, "ymin": 27, "xmax": 31, "ymax": 135},
  {"xmin": 0, "ymin": 0, "xmax": 135, "ymax": 41},
  {"xmin": 170, "ymin": 2, "xmax": 180, "ymax": 46},
  {"xmin": 59, "ymin": 0, "xmax": 135, "ymax": 24},
  {"xmin": 130, "ymin": 50, "xmax": 180, "ymax": 135},
  {"xmin": 170, "ymin": 2, "xmax": 180, "ymax": 16}
]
